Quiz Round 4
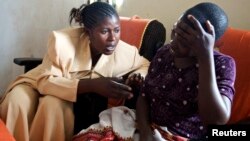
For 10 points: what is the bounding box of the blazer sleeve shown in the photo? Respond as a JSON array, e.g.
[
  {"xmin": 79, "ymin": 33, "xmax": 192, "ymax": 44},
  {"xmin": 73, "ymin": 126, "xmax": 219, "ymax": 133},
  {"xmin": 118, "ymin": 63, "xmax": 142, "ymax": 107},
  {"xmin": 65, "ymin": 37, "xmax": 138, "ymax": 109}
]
[{"xmin": 36, "ymin": 31, "xmax": 79, "ymax": 102}]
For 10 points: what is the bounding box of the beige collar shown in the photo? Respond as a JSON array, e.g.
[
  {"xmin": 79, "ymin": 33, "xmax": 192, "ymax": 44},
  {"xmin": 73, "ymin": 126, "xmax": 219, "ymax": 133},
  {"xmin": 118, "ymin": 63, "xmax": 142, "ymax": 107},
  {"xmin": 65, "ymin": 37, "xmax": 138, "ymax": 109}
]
[{"xmin": 70, "ymin": 34, "xmax": 115, "ymax": 77}]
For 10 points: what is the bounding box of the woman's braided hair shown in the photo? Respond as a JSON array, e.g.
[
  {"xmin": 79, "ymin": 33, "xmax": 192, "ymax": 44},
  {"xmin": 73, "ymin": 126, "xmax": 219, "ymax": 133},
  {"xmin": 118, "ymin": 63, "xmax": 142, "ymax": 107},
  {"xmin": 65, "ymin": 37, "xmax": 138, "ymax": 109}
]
[{"xmin": 69, "ymin": 1, "xmax": 119, "ymax": 29}]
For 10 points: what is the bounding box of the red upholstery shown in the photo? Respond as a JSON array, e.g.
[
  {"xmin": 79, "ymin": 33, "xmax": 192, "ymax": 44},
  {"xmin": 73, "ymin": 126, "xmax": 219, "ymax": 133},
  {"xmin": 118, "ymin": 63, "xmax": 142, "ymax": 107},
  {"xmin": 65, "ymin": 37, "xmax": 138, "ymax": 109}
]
[
  {"xmin": 216, "ymin": 27, "xmax": 250, "ymax": 123},
  {"xmin": 120, "ymin": 16, "xmax": 153, "ymax": 49},
  {"xmin": 0, "ymin": 119, "xmax": 15, "ymax": 141}
]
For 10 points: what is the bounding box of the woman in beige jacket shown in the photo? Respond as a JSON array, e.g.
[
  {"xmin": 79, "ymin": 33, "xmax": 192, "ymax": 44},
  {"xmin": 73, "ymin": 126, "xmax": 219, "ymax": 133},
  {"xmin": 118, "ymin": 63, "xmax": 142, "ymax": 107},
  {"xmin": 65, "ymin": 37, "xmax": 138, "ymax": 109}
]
[{"xmin": 0, "ymin": 2, "xmax": 149, "ymax": 141}]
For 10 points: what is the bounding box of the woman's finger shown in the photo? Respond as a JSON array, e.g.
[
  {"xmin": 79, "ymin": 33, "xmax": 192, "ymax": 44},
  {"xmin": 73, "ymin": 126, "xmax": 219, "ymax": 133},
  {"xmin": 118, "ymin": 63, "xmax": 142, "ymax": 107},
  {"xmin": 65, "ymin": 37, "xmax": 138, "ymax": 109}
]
[
  {"xmin": 187, "ymin": 14, "xmax": 204, "ymax": 35},
  {"xmin": 206, "ymin": 20, "xmax": 215, "ymax": 36}
]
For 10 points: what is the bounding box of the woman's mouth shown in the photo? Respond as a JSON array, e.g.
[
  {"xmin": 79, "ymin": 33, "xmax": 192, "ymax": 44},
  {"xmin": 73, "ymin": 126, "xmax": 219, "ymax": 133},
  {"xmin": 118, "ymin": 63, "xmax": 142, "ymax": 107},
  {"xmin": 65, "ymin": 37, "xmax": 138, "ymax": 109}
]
[
  {"xmin": 104, "ymin": 45, "xmax": 116, "ymax": 55},
  {"xmin": 106, "ymin": 46, "xmax": 115, "ymax": 51}
]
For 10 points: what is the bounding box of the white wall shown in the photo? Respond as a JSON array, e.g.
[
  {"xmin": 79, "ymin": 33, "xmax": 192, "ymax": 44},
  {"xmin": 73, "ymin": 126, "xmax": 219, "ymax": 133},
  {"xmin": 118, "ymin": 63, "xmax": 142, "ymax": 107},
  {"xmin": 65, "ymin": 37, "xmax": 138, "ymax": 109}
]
[
  {"xmin": 0, "ymin": 0, "xmax": 249, "ymax": 95},
  {"xmin": 118, "ymin": 0, "xmax": 250, "ymax": 42},
  {"xmin": 0, "ymin": 0, "xmax": 84, "ymax": 95}
]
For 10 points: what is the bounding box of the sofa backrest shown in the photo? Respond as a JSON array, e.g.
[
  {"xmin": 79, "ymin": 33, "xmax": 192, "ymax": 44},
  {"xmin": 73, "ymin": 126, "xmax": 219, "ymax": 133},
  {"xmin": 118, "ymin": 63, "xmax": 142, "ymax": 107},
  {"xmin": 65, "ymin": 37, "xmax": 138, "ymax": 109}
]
[
  {"xmin": 217, "ymin": 27, "xmax": 250, "ymax": 123},
  {"xmin": 120, "ymin": 16, "xmax": 166, "ymax": 61}
]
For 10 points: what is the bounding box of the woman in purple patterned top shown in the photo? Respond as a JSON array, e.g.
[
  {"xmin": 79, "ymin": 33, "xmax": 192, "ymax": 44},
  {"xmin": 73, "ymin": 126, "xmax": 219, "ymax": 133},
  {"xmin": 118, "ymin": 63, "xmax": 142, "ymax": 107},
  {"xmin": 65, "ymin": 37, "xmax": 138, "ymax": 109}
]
[{"xmin": 136, "ymin": 2, "xmax": 236, "ymax": 141}]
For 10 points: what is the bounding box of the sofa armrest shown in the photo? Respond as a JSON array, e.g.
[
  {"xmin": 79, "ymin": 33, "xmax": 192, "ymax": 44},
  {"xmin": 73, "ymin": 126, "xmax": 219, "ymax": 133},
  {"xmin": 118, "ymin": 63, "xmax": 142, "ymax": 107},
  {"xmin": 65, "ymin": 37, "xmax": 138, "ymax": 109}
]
[
  {"xmin": 13, "ymin": 57, "xmax": 42, "ymax": 73},
  {"xmin": 0, "ymin": 119, "xmax": 15, "ymax": 141}
]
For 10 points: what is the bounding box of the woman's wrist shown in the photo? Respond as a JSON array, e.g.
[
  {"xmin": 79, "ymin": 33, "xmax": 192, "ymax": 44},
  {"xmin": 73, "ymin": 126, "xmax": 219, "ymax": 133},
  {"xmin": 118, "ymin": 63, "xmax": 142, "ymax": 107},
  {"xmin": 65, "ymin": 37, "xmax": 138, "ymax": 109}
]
[{"xmin": 77, "ymin": 79, "xmax": 95, "ymax": 94}]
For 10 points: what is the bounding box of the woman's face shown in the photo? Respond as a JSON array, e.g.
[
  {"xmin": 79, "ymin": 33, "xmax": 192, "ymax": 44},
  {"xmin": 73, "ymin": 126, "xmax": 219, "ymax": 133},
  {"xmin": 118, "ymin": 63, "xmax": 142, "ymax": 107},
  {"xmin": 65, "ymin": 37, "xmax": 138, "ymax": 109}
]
[{"xmin": 88, "ymin": 15, "xmax": 120, "ymax": 55}]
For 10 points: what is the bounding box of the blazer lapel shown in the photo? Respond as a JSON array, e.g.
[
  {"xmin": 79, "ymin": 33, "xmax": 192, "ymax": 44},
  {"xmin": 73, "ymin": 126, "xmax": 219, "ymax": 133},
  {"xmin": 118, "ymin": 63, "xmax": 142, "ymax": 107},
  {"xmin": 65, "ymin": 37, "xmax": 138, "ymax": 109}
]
[
  {"xmin": 70, "ymin": 34, "xmax": 92, "ymax": 72},
  {"xmin": 93, "ymin": 54, "xmax": 114, "ymax": 77}
]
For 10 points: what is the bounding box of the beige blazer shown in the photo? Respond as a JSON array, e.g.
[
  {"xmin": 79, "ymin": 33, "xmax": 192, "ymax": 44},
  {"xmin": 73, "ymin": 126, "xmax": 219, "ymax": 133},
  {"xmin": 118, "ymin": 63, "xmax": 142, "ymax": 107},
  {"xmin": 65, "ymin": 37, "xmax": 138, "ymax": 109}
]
[{"xmin": 3, "ymin": 27, "xmax": 150, "ymax": 102}]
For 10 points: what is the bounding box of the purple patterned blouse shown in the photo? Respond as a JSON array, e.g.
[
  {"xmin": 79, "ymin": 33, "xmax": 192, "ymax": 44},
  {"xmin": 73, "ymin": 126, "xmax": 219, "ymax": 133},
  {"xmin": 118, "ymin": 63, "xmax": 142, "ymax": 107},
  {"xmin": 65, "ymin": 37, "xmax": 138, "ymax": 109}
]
[{"xmin": 141, "ymin": 44, "xmax": 236, "ymax": 139}]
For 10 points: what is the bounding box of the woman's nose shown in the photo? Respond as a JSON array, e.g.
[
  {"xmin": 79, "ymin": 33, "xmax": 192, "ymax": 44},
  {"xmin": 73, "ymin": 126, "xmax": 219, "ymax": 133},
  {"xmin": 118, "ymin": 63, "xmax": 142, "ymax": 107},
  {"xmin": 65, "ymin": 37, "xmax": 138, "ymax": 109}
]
[{"xmin": 108, "ymin": 31, "xmax": 116, "ymax": 41}]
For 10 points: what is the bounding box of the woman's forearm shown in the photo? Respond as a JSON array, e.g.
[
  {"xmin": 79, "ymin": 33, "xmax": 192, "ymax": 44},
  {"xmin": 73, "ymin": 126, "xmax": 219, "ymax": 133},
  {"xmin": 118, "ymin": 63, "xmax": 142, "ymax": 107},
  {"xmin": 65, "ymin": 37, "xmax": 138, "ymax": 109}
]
[
  {"xmin": 136, "ymin": 95, "xmax": 152, "ymax": 133},
  {"xmin": 198, "ymin": 55, "xmax": 230, "ymax": 124}
]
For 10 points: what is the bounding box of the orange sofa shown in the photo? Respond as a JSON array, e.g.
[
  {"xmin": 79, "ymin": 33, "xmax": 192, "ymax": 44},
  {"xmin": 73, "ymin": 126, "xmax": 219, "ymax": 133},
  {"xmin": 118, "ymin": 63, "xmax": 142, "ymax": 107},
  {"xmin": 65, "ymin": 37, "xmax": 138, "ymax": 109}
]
[
  {"xmin": 216, "ymin": 27, "xmax": 250, "ymax": 124},
  {"xmin": 0, "ymin": 119, "xmax": 15, "ymax": 141}
]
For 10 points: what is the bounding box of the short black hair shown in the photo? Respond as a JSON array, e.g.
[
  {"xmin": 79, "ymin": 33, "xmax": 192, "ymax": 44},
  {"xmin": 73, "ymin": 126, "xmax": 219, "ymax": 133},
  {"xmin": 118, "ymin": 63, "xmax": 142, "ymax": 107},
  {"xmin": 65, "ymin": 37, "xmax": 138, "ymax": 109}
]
[
  {"xmin": 181, "ymin": 2, "xmax": 228, "ymax": 41},
  {"xmin": 69, "ymin": 2, "xmax": 119, "ymax": 29}
]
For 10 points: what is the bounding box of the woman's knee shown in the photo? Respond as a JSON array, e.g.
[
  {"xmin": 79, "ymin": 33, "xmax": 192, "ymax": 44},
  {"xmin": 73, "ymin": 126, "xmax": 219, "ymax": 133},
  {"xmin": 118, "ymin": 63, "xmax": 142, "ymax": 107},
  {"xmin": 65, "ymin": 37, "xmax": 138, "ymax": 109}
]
[
  {"xmin": 38, "ymin": 95, "xmax": 72, "ymax": 112},
  {"xmin": 0, "ymin": 84, "xmax": 39, "ymax": 120}
]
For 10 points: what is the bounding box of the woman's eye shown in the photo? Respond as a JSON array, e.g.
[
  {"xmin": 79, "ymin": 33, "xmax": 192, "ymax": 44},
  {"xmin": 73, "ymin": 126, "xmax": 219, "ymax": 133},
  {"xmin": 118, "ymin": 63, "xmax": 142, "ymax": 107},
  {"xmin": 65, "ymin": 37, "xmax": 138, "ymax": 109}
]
[
  {"xmin": 114, "ymin": 28, "xmax": 120, "ymax": 33},
  {"xmin": 101, "ymin": 31, "xmax": 107, "ymax": 34},
  {"xmin": 101, "ymin": 30, "xmax": 108, "ymax": 34}
]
